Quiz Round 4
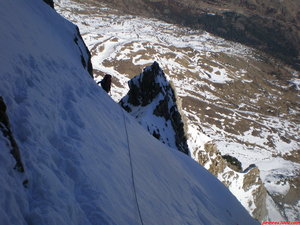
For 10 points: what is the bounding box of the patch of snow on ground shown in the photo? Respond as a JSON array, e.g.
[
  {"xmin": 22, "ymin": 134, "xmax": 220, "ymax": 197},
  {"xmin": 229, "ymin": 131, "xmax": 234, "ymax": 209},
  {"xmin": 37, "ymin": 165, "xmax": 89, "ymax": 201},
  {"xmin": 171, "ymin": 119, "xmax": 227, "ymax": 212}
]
[{"xmin": 256, "ymin": 158, "xmax": 300, "ymax": 196}]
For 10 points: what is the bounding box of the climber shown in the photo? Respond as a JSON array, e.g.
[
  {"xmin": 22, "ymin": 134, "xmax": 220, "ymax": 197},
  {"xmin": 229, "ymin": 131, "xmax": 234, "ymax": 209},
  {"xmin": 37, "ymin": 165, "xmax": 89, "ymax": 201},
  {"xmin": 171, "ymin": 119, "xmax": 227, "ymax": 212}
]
[{"xmin": 98, "ymin": 74, "xmax": 112, "ymax": 94}]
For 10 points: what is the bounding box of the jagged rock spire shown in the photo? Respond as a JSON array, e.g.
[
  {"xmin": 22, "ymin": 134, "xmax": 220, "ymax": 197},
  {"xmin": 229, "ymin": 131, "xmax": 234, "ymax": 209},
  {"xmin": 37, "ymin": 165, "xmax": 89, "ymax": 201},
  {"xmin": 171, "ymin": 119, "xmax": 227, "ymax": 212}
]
[{"xmin": 120, "ymin": 62, "xmax": 189, "ymax": 155}]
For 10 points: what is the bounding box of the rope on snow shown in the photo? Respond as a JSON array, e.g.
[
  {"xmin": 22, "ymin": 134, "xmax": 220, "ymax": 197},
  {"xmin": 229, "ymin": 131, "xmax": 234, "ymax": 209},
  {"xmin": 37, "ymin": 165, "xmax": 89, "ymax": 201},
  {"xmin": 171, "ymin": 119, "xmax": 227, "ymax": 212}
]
[{"xmin": 121, "ymin": 109, "xmax": 145, "ymax": 225}]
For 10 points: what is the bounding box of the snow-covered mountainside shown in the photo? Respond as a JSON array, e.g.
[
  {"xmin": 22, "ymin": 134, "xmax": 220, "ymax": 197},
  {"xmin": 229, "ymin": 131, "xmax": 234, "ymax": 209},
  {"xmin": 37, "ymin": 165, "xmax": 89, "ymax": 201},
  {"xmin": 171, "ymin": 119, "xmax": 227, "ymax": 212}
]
[
  {"xmin": 0, "ymin": 0, "xmax": 260, "ymax": 224},
  {"xmin": 98, "ymin": 0, "xmax": 300, "ymax": 70},
  {"xmin": 54, "ymin": 0, "xmax": 300, "ymax": 221}
]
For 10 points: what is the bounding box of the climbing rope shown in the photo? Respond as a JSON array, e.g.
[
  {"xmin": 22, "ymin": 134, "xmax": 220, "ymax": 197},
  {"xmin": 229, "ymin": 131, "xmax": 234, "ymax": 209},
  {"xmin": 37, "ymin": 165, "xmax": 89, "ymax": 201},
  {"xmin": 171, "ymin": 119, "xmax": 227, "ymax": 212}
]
[{"xmin": 121, "ymin": 109, "xmax": 145, "ymax": 225}]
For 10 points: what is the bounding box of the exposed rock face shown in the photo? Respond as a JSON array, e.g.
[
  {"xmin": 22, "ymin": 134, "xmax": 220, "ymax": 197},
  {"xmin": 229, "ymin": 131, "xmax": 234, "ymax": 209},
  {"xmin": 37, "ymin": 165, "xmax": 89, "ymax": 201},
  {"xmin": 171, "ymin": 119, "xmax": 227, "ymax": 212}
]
[
  {"xmin": 199, "ymin": 143, "xmax": 227, "ymax": 176},
  {"xmin": 272, "ymin": 173, "xmax": 300, "ymax": 221},
  {"xmin": 0, "ymin": 97, "xmax": 24, "ymax": 172},
  {"xmin": 243, "ymin": 167, "xmax": 268, "ymax": 221},
  {"xmin": 124, "ymin": 62, "xmax": 162, "ymax": 107},
  {"xmin": 43, "ymin": 0, "xmax": 54, "ymax": 9},
  {"xmin": 96, "ymin": 0, "xmax": 300, "ymax": 69},
  {"xmin": 262, "ymin": 152, "xmax": 300, "ymax": 221},
  {"xmin": 74, "ymin": 26, "xmax": 93, "ymax": 78},
  {"xmin": 222, "ymin": 154, "xmax": 242, "ymax": 172},
  {"xmin": 195, "ymin": 142, "xmax": 268, "ymax": 221},
  {"xmin": 47, "ymin": 0, "xmax": 93, "ymax": 77},
  {"xmin": 120, "ymin": 62, "xmax": 189, "ymax": 155}
]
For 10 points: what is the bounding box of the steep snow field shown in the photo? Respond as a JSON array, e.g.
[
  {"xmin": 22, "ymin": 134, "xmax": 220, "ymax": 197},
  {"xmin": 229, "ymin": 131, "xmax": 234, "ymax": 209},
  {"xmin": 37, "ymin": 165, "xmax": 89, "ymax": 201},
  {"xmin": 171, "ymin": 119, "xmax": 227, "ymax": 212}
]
[{"xmin": 0, "ymin": 0, "xmax": 259, "ymax": 224}]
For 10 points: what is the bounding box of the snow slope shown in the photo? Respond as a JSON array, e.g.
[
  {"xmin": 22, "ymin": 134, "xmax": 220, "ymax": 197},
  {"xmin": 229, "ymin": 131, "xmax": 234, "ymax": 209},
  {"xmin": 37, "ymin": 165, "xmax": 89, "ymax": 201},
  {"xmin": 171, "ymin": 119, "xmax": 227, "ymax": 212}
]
[{"xmin": 0, "ymin": 0, "xmax": 259, "ymax": 224}]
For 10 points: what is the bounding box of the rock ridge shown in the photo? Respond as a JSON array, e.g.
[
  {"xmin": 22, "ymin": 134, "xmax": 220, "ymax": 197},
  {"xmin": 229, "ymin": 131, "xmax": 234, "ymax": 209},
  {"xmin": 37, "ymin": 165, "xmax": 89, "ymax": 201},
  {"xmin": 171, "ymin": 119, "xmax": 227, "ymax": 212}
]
[{"xmin": 120, "ymin": 62, "xmax": 189, "ymax": 155}]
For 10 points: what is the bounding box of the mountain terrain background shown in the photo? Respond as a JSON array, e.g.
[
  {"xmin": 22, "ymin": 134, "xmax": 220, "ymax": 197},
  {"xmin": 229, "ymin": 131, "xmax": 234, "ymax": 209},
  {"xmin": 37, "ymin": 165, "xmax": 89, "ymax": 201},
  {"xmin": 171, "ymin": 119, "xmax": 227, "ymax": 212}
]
[
  {"xmin": 0, "ymin": 0, "xmax": 262, "ymax": 224},
  {"xmin": 97, "ymin": 0, "xmax": 300, "ymax": 70},
  {"xmin": 56, "ymin": 0, "xmax": 300, "ymax": 221}
]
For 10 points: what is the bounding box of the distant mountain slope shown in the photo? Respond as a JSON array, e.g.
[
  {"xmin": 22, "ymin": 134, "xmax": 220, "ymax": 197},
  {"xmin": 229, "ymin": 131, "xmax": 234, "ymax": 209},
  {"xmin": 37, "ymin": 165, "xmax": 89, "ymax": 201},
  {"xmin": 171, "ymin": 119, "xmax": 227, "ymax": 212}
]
[
  {"xmin": 0, "ymin": 0, "xmax": 259, "ymax": 224},
  {"xmin": 96, "ymin": 0, "xmax": 300, "ymax": 69}
]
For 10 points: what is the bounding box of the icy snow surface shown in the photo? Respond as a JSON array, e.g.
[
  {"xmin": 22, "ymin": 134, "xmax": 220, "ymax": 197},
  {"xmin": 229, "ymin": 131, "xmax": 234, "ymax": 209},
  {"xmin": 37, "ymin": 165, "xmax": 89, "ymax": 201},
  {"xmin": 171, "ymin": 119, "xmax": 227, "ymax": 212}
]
[{"xmin": 0, "ymin": 0, "xmax": 259, "ymax": 224}]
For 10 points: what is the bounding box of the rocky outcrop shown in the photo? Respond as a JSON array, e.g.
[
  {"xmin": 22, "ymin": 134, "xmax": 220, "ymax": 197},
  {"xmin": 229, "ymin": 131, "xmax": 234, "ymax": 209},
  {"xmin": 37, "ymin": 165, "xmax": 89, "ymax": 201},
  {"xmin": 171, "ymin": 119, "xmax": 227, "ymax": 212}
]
[
  {"xmin": 222, "ymin": 154, "xmax": 242, "ymax": 172},
  {"xmin": 197, "ymin": 143, "xmax": 227, "ymax": 176},
  {"xmin": 0, "ymin": 97, "xmax": 24, "ymax": 172},
  {"xmin": 123, "ymin": 62, "xmax": 163, "ymax": 107},
  {"xmin": 43, "ymin": 0, "xmax": 54, "ymax": 9},
  {"xmin": 272, "ymin": 173, "xmax": 300, "ymax": 221},
  {"xmin": 74, "ymin": 26, "xmax": 93, "ymax": 78},
  {"xmin": 195, "ymin": 142, "xmax": 268, "ymax": 221},
  {"xmin": 243, "ymin": 166, "xmax": 268, "ymax": 221},
  {"xmin": 43, "ymin": 0, "xmax": 93, "ymax": 77},
  {"xmin": 120, "ymin": 62, "xmax": 189, "ymax": 155},
  {"xmin": 97, "ymin": 0, "xmax": 300, "ymax": 70}
]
